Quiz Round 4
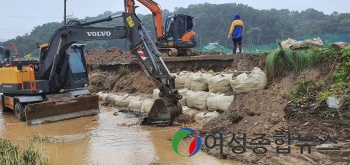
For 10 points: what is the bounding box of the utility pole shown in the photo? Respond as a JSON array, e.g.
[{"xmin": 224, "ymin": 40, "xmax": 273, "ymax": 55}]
[{"xmin": 64, "ymin": 0, "xmax": 67, "ymax": 25}]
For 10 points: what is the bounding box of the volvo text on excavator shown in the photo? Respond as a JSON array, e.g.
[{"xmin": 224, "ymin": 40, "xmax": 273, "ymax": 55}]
[
  {"xmin": 126, "ymin": 0, "xmax": 197, "ymax": 56},
  {"xmin": 0, "ymin": 2, "xmax": 182, "ymax": 126}
]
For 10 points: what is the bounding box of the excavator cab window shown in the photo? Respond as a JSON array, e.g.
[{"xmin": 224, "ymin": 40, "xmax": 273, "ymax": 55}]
[
  {"xmin": 164, "ymin": 14, "xmax": 194, "ymax": 42},
  {"xmin": 68, "ymin": 46, "xmax": 88, "ymax": 86},
  {"xmin": 165, "ymin": 17, "xmax": 175, "ymax": 41}
]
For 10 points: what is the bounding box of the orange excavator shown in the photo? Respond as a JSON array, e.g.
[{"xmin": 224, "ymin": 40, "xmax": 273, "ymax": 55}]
[{"xmin": 126, "ymin": 0, "xmax": 197, "ymax": 56}]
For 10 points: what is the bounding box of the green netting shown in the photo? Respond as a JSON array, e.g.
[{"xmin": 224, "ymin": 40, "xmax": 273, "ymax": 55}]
[
  {"xmin": 195, "ymin": 44, "xmax": 232, "ymax": 54},
  {"xmin": 195, "ymin": 34, "xmax": 350, "ymax": 54}
]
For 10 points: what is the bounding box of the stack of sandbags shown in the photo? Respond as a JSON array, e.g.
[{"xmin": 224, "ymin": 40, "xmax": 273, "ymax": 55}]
[
  {"xmin": 207, "ymin": 93, "xmax": 234, "ymax": 111},
  {"xmin": 186, "ymin": 90, "xmax": 209, "ymax": 110},
  {"xmin": 207, "ymin": 73, "xmax": 233, "ymax": 93},
  {"xmin": 175, "ymin": 71, "xmax": 192, "ymax": 89},
  {"xmin": 230, "ymin": 67, "xmax": 267, "ymax": 94},
  {"xmin": 185, "ymin": 71, "xmax": 213, "ymax": 91}
]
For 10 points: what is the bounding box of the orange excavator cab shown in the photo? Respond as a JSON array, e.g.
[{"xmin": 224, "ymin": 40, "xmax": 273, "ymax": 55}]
[{"xmin": 126, "ymin": 0, "xmax": 197, "ymax": 56}]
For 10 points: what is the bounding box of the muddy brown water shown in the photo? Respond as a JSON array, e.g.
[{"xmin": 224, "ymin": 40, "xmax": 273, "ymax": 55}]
[{"xmin": 0, "ymin": 106, "xmax": 242, "ymax": 165}]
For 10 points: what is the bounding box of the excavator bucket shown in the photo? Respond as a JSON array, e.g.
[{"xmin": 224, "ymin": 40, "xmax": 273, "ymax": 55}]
[
  {"xmin": 25, "ymin": 95, "xmax": 99, "ymax": 125},
  {"xmin": 143, "ymin": 99, "xmax": 182, "ymax": 126}
]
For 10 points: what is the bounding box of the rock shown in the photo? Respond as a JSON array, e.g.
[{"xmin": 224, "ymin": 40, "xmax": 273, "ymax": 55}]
[
  {"xmin": 326, "ymin": 97, "xmax": 342, "ymax": 109},
  {"xmin": 290, "ymin": 37, "xmax": 324, "ymax": 49},
  {"xmin": 331, "ymin": 42, "xmax": 348, "ymax": 51},
  {"xmin": 269, "ymin": 113, "xmax": 280, "ymax": 124},
  {"xmin": 263, "ymin": 124, "xmax": 270, "ymax": 129},
  {"xmin": 281, "ymin": 38, "xmax": 298, "ymax": 48}
]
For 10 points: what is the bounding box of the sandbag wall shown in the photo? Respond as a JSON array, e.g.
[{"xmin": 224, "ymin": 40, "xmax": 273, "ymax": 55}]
[{"xmin": 97, "ymin": 67, "xmax": 267, "ymax": 122}]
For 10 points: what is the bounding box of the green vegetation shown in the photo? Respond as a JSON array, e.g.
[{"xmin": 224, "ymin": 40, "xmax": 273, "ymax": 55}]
[
  {"xmin": 265, "ymin": 40, "xmax": 312, "ymax": 78},
  {"xmin": 289, "ymin": 81, "xmax": 326, "ymax": 104},
  {"xmin": 0, "ymin": 138, "xmax": 48, "ymax": 165},
  {"xmin": 227, "ymin": 111, "xmax": 237, "ymax": 120},
  {"xmin": 31, "ymin": 133, "xmax": 52, "ymax": 143},
  {"xmin": 279, "ymin": 45, "xmax": 350, "ymax": 124}
]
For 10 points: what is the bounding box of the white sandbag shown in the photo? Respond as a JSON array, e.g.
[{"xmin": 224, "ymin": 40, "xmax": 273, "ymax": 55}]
[
  {"xmin": 191, "ymin": 72, "xmax": 213, "ymax": 91},
  {"xmin": 128, "ymin": 99, "xmax": 144, "ymax": 111},
  {"xmin": 178, "ymin": 88, "xmax": 189, "ymax": 106},
  {"xmin": 152, "ymin": 88, "xmax": 160, "ymax": 99},
  {"xmin": 141, "ymin": 99, "xmax": 155, "ymax": 113},
  {"xmin": 182, "ymin": 106, "xmax": 199, "ymax": 116},
  {"xmin": 184, "ymin": 72, "xmax": 194, "ymax": 89},
  {"xmin": 176, "ymin": 71, "xmax": 192, "ymax": 89},
  {"xmin": 230, "ymin": 67, "xmax": 267, "ymax": 94},
  {"xmin": 194, "ymin": 112, "xmax": 206, "ymax": 122},
  {"xmin": 194, "ymin": 111, "xmax": 220, "ymax": 122},
  {"xmin": 115, "ymin": 94, "xmax": 133, "ymax": 107},
  {"xmin": 186, "ymin": 90, "xmax": 208, "ymax": 110},
  {"xmin": 208, "ymin": 73, "xmax": 233, "ymax": 93},
  {"xmin": 105, "ymin": 93, "xmax": 121, "ymax": 105},
  {"xmin": 204, "ymin": 111, "xmax": 220, "ymax": 119},
  {"xmin": 207, "ymin": 93, "xmax": 234, "ymax": 111},
  {"xmin": 97, "ymin": 92, "xmax": 108, "ymax": 101}
]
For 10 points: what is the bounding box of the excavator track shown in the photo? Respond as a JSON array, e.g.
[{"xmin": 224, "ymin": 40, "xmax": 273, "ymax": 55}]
[{"xmin": 159, "ymin": 48, "xmax": 197, "ymax": 57}]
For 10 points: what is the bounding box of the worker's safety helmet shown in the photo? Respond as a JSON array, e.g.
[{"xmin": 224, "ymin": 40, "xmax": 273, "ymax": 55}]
[{"xmin": 233, "ymin": 14, "xmax": 240, "ymax": 20}]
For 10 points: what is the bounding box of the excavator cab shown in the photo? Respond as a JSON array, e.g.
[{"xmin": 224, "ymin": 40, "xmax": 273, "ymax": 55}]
[
  {"xmin": 64, "ymin": 44, "xmax": 89, "ymax": 89},
  {"xmin": 163, "ymin": 14, "xmax": 197, "ymax": 48}
]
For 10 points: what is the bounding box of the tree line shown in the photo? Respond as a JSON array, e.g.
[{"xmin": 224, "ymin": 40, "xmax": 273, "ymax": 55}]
[{"xmin": 1, "ymin": 3, "xmax": 350, "ymax": 56}]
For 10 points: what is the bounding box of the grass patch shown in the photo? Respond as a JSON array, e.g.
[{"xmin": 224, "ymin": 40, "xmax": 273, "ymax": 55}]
[
  {"xmin": 289, "ymin": 80, "xmax": 327, "ymax": 105},
  {"xmin": 227, "ymin": 112, "xmax": 237, "ymax": 120},
  {"xmin": 265, "ymin": 40, "xmax": 313, "ymax": 79},
  {"xmin": 30, "ymin": 133, "xmax": 52, "ymax": 143},
  {"xmin": 0, "ymin": 138, "xmax": 48, "ymax": 165}
]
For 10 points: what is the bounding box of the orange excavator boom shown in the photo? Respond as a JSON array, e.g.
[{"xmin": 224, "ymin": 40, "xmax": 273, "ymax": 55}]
[{"xmin": 126, "ymin": 0, "xmax": 164, "ymax": 40}]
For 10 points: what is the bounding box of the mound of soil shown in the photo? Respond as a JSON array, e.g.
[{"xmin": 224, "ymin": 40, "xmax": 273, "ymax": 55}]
[
  {"xmin": 88, "ymin": 47, "xmax": 136, "ymax": 63},
  {"xmin": 198, "ymin": 59, "xmax": 350, "ymax": 164},
  {"xmin": 89, "ymin": 70, "xmax": 156, "ymax": 94}
]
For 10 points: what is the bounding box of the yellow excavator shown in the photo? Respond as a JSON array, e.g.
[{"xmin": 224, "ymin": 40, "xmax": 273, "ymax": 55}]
[{"xmin": 0, "ymin": 1, "xmax": 182, "ymax": 126}]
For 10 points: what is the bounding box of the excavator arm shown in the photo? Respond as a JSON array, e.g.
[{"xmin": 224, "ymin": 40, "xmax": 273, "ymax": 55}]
[
  {"xmin": 126, "ymin": 0, "xmax": 163, "ymax": 40},
  {"xmin": 122, "ymin": 12, "xmax": 182, "ymax": 125}
]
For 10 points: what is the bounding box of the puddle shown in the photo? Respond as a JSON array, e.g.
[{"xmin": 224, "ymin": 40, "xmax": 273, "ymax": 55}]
[{"xmin": 0, "ymin": 106, "xmax": 242, "ymax": 165}]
